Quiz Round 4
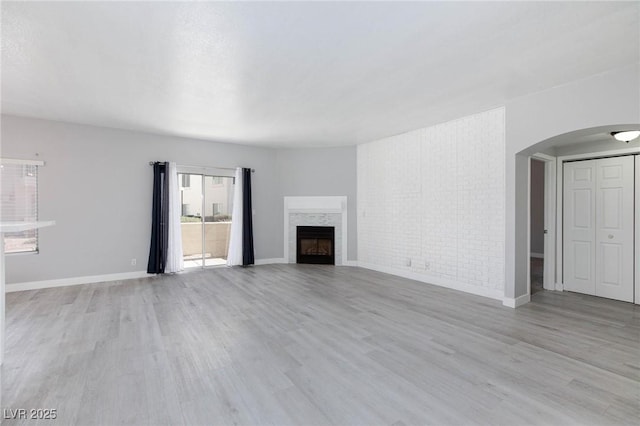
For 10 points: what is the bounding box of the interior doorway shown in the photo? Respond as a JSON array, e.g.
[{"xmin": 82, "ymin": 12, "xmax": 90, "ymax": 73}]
[
  {"xmin": 528, "ymin": 153, "xmax": 557, "ymax": 298},
  {"xmin": 530, "ymin": 159, "xmax": 545, "ymax": 294},
  {"xmin": 514, "ymin": 126, "xmax": 639, "ymax": 308}
]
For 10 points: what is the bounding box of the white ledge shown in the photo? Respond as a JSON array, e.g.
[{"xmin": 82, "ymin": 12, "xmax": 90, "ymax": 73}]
[
  {"xmin": 0, "ymin": 221, "xmax": 56, "ymax": 232},
  {"xmin": 284, "ymin": 196, "xmax": 346, "ymax": 211}
]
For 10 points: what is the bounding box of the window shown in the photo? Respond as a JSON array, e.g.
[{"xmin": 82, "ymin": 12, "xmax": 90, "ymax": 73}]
[
  {"xmin": 1, "ymin": 159, "xmax": 43, "ymax": 254},
  {"xmin": 211, "ymin": 176, "xmax": 223, "ymax": 185},
  {"xmin": 181, "ymin": 174, "xmax": 191, "ymax": 188}
]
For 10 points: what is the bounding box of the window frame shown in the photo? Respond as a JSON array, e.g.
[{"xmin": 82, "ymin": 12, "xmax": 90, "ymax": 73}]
[{"xmin": 1, "ymin": 158, "xmax": 45, "ymax": 255}]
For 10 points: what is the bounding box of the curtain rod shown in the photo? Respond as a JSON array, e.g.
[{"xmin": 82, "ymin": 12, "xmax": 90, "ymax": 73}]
[{"xmin": 149, "ymin": 161, "xmax": 255, "ymax": 172}]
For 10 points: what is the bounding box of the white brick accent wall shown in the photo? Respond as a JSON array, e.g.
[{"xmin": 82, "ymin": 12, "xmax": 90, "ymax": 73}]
[{"xmin": 357, "ymin": 108, "xmax": 505, "ymax": 300}]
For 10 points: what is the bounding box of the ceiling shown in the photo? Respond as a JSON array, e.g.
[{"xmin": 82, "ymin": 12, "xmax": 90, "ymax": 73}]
[{"xmin": 2, "ymin": 1, "xmax": 638, "ymax": 148}]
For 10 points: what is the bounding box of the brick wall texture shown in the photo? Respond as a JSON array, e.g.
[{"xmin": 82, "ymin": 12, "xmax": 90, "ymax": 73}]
[{"xmin": 357, "ymin": 107, "xmax": 505, "ymax": 293}]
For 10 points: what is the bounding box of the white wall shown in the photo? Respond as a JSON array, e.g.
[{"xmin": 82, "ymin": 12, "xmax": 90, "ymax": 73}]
[
  {"xmin": 0, "ymin": 116, "xmax": 280, "ymax": 284},
  {"xmin": 357, "ymin": 108, "xmax": 505, "ymax": 300}
]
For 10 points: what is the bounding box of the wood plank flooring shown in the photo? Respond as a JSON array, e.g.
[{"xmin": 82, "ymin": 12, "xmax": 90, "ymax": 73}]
[{"xmin": 3, "ymin": 265, "xmax": 639, "ymax": 425}]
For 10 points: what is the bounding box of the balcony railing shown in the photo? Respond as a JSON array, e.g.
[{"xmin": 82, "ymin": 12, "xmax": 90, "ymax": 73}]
[{"xmin": 181, "ymin": 221, "xmax": 232, "ymax": 268}]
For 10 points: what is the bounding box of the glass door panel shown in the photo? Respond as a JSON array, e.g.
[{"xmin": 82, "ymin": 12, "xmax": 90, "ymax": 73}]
[
  {"xmin": 179, "ymin": 173, "xmax": 204, "ymax": 268},
  {"xmin": 203, "ymin": 175, "xmax": 234, "ymax": 266},
  {"xmin": 178, "ymin": 172, "xmax": 234, "ymax": 269}
]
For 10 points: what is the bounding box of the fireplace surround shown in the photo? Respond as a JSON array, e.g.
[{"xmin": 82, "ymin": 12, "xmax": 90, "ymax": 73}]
[{"xmin": 283, "ymin": 196, "xmax": 348, "ymax": 266}]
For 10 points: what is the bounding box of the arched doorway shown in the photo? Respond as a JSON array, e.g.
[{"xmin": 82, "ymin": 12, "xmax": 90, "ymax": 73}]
[{"xmin": 510, "ymin": 124, "xmax": 639, "ymax": 306}]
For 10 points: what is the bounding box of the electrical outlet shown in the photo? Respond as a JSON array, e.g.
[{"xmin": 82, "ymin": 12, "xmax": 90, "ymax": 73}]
[
  {"xmin": 412, "ymin": 258, "xmax": 426, "ymax": 269},
  {"xmin": 131, "ymin": 258, "xmax": 137, "ymax": 266}
]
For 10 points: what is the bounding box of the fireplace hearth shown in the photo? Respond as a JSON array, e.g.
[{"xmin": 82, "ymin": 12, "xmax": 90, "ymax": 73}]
[{"xmin": 296, "ymin": 226, "xmax": 335, "ymax": 265}]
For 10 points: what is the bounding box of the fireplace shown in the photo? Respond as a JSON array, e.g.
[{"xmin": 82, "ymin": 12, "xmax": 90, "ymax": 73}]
[{"xmin": 296, "ymin": 226, "xmax": 335, "ymax": 265}]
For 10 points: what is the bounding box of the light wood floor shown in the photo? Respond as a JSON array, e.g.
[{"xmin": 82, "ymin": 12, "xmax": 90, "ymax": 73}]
[{"xmin": 3, "ymin": 265, "xmax": 639, "ymax": 425}]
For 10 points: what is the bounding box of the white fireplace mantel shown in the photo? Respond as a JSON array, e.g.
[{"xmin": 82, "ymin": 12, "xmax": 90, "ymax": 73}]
[{"xmin": 284, "ymin": 196, "xmax": 348, "ymax": 265}]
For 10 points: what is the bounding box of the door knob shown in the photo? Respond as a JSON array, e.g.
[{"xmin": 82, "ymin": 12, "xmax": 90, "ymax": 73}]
[{"xmin": 608, "ymin": 234, "xmax": 614, "ymax": 239}]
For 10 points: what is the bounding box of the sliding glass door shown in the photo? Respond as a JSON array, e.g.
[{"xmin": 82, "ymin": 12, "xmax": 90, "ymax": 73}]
[{"xmin": 179, "ymin": 172, "xmax": 234, "ymax": 268}]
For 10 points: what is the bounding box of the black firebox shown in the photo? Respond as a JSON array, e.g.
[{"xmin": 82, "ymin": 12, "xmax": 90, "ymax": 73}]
[{"xmin": 296, "ymin": 226, "xmax": 335, "ymax": 265}]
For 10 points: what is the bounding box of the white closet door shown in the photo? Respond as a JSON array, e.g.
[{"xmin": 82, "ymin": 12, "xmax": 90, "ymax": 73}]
[
  {"xmin": 563, "ymin": 160, "xmax": 596, "ymax": 295},
  {"xmin": 595, "ymin": 156, "xmax": 634, "ymax": 302},
  {"xmin": 563, "ymin": 156, "xmax": 635, "ymax": 303}
]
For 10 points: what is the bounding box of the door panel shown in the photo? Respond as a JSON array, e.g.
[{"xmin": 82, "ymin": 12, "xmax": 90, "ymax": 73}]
[
  {"xmin": 600, "ymin": 243, "xmax": 620, "ymax": 285},
  {"xmin": 563, "ymin": 160, "xmax": 596, "ymax": 295},
  {"xmin": 595, "ymin": 156, "xmax": 634, "ymax": 302},
  {"xmin": 179, "ymin": 173, "xmax": 204, "ymax": 267},
  {"xmin": 203, "ymin": 175, "xmax": 234, "ymax": 266},
  {"xmin": 573, "ymin": 166, "xmax": 593, "ymax": 182},
  {"xmin": 572, "ymin": 242, "xmax": 591, "ymax": 281},
  {"xmin": 601, "ymin": 188, "xmax": 622, "ymax": 229},
  {"xmin": 636, "ymin": 156, "xmax": 640, "ymax": 305},
  {"xmin": 542, "ymin": 159, "xmax": 556, "ymax": 291},
  {"xmin": 572, "ymin": 189, "xmax": 592, "ymax": 228}
]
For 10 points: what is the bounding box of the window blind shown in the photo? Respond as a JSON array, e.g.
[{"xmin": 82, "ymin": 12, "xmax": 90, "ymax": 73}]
[{"xmin": 1, "ymin": 159, "xmax": 41, "ymax": 253}]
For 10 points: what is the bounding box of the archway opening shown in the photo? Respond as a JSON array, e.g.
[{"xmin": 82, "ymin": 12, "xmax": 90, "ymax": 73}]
[{"xmin": 511, "ymin": 124, "xmax": 639, "ymax": 306}]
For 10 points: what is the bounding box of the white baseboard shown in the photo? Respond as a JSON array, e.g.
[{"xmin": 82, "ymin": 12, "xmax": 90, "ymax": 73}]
[
  {"xmin": 254, "ymin": 258, "xmax": 287, "ymax": 265},
  {"xmin": 555, "ymin": 282, "xmax": 564, "ymax": 291},
  {"xmin": 502, "ymin": 293, "xmax": 531, "ymax": 308},
  {"xmin": 6, "ymin": 270, "xmax": 150, "ymax": 293},
  {"xmin": 256, "ymin": 259, "xmax": 359, "ymax": 267},
  {"xmin": 7, "ymin": 258, "xmax": 338, "ymax": 292},
  {"xmin": 357, "ymin": 261, "xmax": 503, "ymax": 301},
  {"xmin": 530, "ymin": 252, "xmax": 545, "ymax": 259}
]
